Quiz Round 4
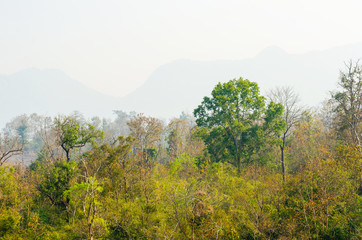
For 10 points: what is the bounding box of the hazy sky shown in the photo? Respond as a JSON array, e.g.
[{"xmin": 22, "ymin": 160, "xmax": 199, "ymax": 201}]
[{"xmin": 1, "ymin": 0, "xmax": 362, "ymax": 97}]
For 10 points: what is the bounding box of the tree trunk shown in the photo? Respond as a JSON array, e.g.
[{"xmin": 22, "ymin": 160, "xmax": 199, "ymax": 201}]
[
  {"xmin": 66, "ymin": 149, "xmax": 70, "ymax": 162},
  {"xmin": 237, "ymin": 155, "xmax": 241, "ymax": 173},
  {"xmin": 281, "ymin": 146, "xmax": 285, "ymax": 182}
]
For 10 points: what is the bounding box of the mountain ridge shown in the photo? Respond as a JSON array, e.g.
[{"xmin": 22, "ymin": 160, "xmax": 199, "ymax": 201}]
[
  {"xmin": 0, "ymin": 68, "xmax": 119, "ymax": 127},
  {"xmin": 2, "ymin": 42, "xmax": 362, "ymax": 127},
  {"xmin": 118, "ymin": 42, "xmax": 362, "ymax": 117}
]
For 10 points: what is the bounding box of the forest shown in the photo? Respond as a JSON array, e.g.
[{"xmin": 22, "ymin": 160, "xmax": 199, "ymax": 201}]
[{"xmin": 0, "ymin": 61, "xmax": 361, "ymax": 240}]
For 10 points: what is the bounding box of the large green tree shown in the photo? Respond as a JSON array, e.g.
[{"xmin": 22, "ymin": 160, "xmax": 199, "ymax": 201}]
[
  {"xmin": 38, "ymin": 160, "xmax": 77, "ymax": 221},
  {"xmin": 194, "ymin": 78, "xmax": 285, "ymax": 172}
]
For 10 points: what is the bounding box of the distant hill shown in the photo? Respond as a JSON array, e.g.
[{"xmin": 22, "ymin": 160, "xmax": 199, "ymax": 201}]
[
  {"xmin": 0, "ymin": 68, "xmax": 119, "ymax": 127},
  {"xmin": 119, "ymin": 42, "xmax": 362, "ymax": 117},
  {"xmin": 2, "ymin": 42, "xmax": 362, "ymax": 128}
]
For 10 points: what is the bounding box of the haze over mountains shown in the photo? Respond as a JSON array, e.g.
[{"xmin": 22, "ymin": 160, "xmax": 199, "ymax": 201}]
[
  {"xmin": 1, "ymin": 42, "xmax": 362, "ymax": 128},
  {"xmin": 0, "ymin": 68, "xmax": 119, "ymax": 127}
]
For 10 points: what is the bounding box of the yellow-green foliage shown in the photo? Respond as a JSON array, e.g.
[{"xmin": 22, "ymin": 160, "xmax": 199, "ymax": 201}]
[{"xmin": 1, "ymin": 142, "xmax": 361, "ymax": 239}]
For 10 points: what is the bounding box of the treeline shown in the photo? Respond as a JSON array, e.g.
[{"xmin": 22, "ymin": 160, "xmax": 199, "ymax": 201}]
[{"xmin": 0, "ymin": 62, "xmax": 361, "ymax": 239}]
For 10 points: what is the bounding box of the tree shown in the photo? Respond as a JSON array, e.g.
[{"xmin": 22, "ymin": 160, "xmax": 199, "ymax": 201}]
[
  {"xmin": 80, "ymin": 136, "xmax": 134, "ymax": 199},
  {"xmin": 55, "ymin": 116, "xmax": 104, "ymax": 162},
  {"xmin": 194, "ymin": 78, "xmax": 285, "ymax": 172},
  {"xmin": 65, "ymin": 177, "xmax": 105, "ymax": 240},
  {"xmin": 38, "ymin": 160, "xmax": 77, "ymax": 221},
  {"xmin": 166, "ymin": 118, "xmax": 191, "ymax": 158},
  {"xmin": 127, "ymin": 114, "xmax": 163, "ymax": 162},
  {"xmin": 268, "ymin": 86, "xmax": 303, "ymax": 182},
  {"xmin": 0, "ymin": 134, "xmax": 23, "ymax": 166},
  {"xmin": 3, "ymin": 115, "xmax": 29, "ymax": 146},
  {"xmin": 106, "ymin": 110, "xmax": 135, "ymax": 141},
  {"xmin": 331, "ymin": 60, "xmax": 362, "ymax": 148}
]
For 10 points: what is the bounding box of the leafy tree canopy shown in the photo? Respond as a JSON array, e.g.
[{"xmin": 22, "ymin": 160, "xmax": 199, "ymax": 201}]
[
  {"xmin": 55, "ymin": 116, "xmax": 104, "ymax": 162},
  {"xmin": 194, "ymin": 78, "xmax": 285, "ymax": 171}
]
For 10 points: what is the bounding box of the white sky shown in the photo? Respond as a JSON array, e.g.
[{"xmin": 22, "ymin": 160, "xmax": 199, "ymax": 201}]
[{"xmin": 1, "ymin": 0, "xmax": 362, "ymax": 97}]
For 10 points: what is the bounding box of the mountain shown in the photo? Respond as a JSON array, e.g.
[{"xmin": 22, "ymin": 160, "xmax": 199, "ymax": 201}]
[
  {"xmin": 0, "ymin": 68, "xmax": 119, "ymax": 127},
  {"xmin": 119, "ymin": 43, "xmax": 362, "ymax": 117},
  {"xmin": 2, "ymin": 42, "xmax": 362, "ymax": 128}
]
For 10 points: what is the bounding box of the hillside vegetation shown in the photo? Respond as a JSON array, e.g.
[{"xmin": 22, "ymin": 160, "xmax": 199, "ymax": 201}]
[{"xmin": 0, "ymin": 62, "xmax": 361, "ymax": 239}]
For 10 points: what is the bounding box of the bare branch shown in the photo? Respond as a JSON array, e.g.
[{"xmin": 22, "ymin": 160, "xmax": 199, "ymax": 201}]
[{"xmin": 0, "ymin": 134, "xmax": 23, "ymax": 166}]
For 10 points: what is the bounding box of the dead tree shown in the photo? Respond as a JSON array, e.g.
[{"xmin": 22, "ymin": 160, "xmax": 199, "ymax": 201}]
[
  {"xmin": 0, "ymin": 134, "xmax": 23, "ymax": 166},
  {"xmin": 268, "ymin": 86, "xmax": 303, "ymax": 182}
]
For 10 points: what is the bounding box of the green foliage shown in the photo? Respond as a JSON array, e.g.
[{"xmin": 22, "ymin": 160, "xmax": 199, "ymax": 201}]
[
  {"xmin": 194, "ymin": 78, "xmax": 285, "ymax": 171},
  {"xmin": 38, "ymin": 160, "xmax": 77, "ymax": 215},
  {"xmin": 145, "ymin": 148, "xmax": 158, "ymax": 161},
  {"xmin": 283, "ymin": 155, "xmax": 361, "ymax": 239},
  {"xmin": 1, "ymin": 142, "xmax": 361, "ymax": 239},
  {"xmin": 0, "ymin": 167, "xmax": 21, "ymax": 237},
  {"xmin": 0, "ymin": 213, "xmax": 20, "ymax": 237},
  {"xmin": 169, "ymin": 153, "xmax": 198, "ymax": 177},
  {"xmin": 331, "ymin": 60, "xmax": 362, "ymax": 147},
  {"xmin": 55, "ymin": 116, "xmax": 104, "ymax": 161},
  {"xmin": 65, "ymin": 177, "xmax": 107, "ymax": 239},
  {"xmin": 1, "ymin": 77, "xmax": 361, "ymax": 239}
]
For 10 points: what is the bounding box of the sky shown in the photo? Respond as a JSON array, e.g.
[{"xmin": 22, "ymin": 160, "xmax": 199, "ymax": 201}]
[{"xmin": 1, "ymin": 0, "xmax": 362, "ymax": 97}]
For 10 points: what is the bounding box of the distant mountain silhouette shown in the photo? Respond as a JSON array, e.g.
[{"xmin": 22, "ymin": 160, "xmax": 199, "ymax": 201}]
[
  {"xmin": 2, "ymin": 42, "xmax": 362, "ymax": 127},
  {"xmin": 0, "ymin": 68, "xmax": 118, "ymax": 127},
  {"xmin": 118, "ymin": 42, "xmax": 362, "ymax": 117}
]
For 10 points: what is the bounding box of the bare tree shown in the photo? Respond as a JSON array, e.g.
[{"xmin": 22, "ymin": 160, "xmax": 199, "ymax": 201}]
[
  {"xmin": 331, "ymin": 60, "xmax": 362, "ymax": 148},
  {"xmin": 268, "ymin": 86, "xmax": 303, "ymax": 182},
  {"xmin": 0, "ymin": 134, "xmax": 23, "ymax": 166},
  {"xmin": 127, "ymin": 114, "xmax": 163, "ymax": 161}
]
